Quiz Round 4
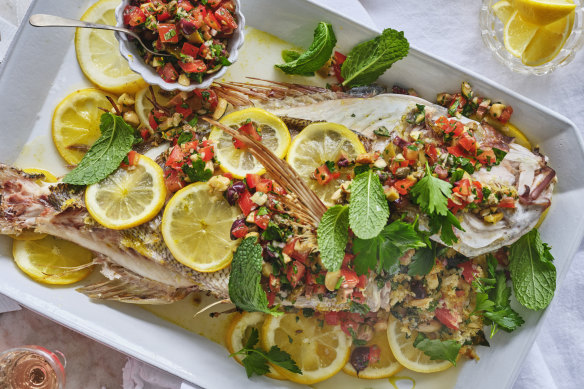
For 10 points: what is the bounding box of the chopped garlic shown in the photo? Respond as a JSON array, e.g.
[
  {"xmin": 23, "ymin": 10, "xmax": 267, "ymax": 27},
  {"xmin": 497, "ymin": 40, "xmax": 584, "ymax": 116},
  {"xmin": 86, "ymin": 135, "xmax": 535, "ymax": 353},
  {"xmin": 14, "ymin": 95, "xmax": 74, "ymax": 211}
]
[
  {"xmin": 208, "ymin": 175, "xmax": 230, "ymax": 192},
  {"xmin": 250, "ymin": 191, "xmax": 267, "ymax": 206}
]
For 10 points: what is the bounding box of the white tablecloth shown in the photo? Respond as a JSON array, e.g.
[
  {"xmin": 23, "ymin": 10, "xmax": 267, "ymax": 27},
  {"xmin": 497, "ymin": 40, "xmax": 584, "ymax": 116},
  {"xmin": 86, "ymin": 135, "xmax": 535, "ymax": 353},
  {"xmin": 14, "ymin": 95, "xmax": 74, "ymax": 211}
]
[{"xmin": 1, "ymin": 0, "xmax": 583, "ymax": 388}]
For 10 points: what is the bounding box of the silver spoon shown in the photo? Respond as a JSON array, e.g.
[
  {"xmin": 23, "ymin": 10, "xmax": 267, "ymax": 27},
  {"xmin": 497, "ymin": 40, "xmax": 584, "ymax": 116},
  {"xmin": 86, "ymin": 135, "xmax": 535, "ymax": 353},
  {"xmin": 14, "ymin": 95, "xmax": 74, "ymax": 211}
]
[{"xmin": 29, "ymin": 14, "xmax": 171, "ymax": 57}]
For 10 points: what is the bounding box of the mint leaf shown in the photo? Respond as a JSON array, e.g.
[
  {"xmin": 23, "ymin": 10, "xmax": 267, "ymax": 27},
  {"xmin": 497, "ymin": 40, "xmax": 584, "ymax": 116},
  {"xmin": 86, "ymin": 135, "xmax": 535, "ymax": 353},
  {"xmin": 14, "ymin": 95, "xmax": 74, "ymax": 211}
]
[
  {"xmin": 182, "ymin": 159, "xmax": 213, "ymax": 182},
  {"xmin": 228, "ymin": 237, "xmax": 282, "ymax": 316},
  {"xmin": 63, "ymin": 113, "xmax": 135, "ymax": 185},
  {"xmin": 509, "ymin": 229, "xmax": 556, "ymax": 310},
  {"xmin": 281, "ymin": 50, "xmax": 314, "ymax": 76},
  {"xmin": 317, "ymin": 205, "xmax": 349, "ymax": 271},
  {"xmin": 349, "ymin": 170, "xmax": 389, "ymax": 239},
  {"xmin": 413, "ymin": 334, "xmax": 461, "ymax": 365},
  {"xmin": 408, "ymin": 245, "xmax": 435, "ymax": 276},
  {"xmin": 341, "ymin": 28, "xmax": 409, "ymax": 88},
  {"xmin": 276, "ymin": 22, "xmax": 336, "ymax": 75},
  {"xmin": 354, "ymin": 220, "xmax": 425, "ymax": 275},
  {"xmin": 410, "ymin": 163, "xmax": 452, "ymax": 216}
]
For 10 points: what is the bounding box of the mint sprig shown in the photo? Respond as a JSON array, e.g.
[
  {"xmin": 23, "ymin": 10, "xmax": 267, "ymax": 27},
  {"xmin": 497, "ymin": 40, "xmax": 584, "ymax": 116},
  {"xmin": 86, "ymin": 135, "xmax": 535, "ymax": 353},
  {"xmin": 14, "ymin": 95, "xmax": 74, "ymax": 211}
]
[
  {"xmin": 341, "ymin": 28, "xmax": 409, "ymax": 88},
  {"xmin": 317, "ymin": 205, "xmax": 349, "ymax": 271},
  {"xmin": 63, "ymin": 113, "xmax": 135, "ymax": 185},
  {"xmin": 413, "ymin": 334, "xmax": 461, "ymax": 366},
  {"xmin": 349, "ymin": 170, "xmax": 389, "ymax": 239},
  {"xmin": 509, "ymin": 229, "xmax": 556, "ymax": 311},
  {"xmin": 276, "ymin": 22, "xmax": 336, "ymax": 75},
  {"xmin": 228, "ymin": 237, "xmax": 282, "ymax": 316}
]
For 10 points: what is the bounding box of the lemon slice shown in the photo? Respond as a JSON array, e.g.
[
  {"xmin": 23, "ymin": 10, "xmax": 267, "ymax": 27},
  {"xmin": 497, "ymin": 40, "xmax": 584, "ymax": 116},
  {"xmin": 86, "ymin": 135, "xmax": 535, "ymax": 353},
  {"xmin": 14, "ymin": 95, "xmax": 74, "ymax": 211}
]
[
  {"xmin": 386, "ymin": 316, "xmax": 454, "ymax": 373},
  {"xmin": 85, "ymin": 154, "xmax": 166, "ymax": 230},
  {"xmin": 209, "ymin": 108, "xmax": 291, "ymax": 178},
  {"xmin": 286, "ymin": 122, "xmax": 365, "ymax": 206},
  {"xmin": 13, "ymin": 236, "xmax": 94, "ymax": 285},
  {"xmin": 492, "ymin": 0, "xmax": 515, "ymax": 24},
  {"xmin": 342, "ymin": 328, "xmax": 403, "ymax": 379},
  {"xmin": 52, "ymin": 88, "xmax": 117, "ymax": 165},
  {"xmin": 513, "ymin": 0, "xmax": 576, "ymax": 26},
  {"xmin": 261, "ymin": 313, "xmax": 351, "ymax": 384},
  {"xmin": 504, "ymin": 11, "xmax": 540, "ymax": 57},
  {"xmin": 226, "ymin": 312, "xmax": 285, "ymax": 380},
  {"xmin": 75, "ymin": 0, "xmax": 147, "ymax": 94},
  {"xmin": 521, "ymin": 12, "xmax": 573, "ymax": 66},
  {"xmin": 161, "ymin": 181, "xmax": 241, "ymax": 272},
  {"xmin": 135, "ymin": 86, "xmax": 173, "ymax": 131}
]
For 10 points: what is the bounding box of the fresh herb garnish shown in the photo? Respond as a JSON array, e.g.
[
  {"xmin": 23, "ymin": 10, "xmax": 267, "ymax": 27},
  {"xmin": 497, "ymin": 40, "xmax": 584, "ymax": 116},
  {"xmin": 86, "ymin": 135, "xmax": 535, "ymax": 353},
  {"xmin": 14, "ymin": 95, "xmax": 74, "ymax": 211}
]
[
  {"xmin": 410, "ymin": 163, "xmax": 452, "ymax": 216},
  {"xmin": 341, "ymin": 28, "xmax": 409, "ymax": 88},
  {"xmin": 349, "ymin": 301, "xmax": 371, "ymax": 315},
  {"xmin": 408, "ymin": 244, "xmax": 436, "ymax": 276},
  {"xmin": 413, "ymin": 334, "xmax": 461, "ymax": 366},
  {"xmin": 276, "ymin": 22, "xmax": 336, "ymax": 75},
  {"xmin": 182, "ymin": 159, "xmax": 213, "ymax": 182},
  {"xmin": 374, "ymin": 126, "xmax": 390, "ymax": 137},
  {"xmin": 509, "ymin": 229, "xmax": 556, "ymax": 311},
  {"xmin": 493, "ymin": 148, "xmax": 507, "ymax": 164},
  {"xmin": 348, "ymin": 327, "xmax": 367, "ymax": 346},
  {"xmin": 177, "ymin": 131, "xmax": 193, "ymax": 145},
  {"xmin": 230, "ymin": 328, "xmax": 301, "ymax": 378},
  {"xmin": 262, "ymin": 222, "xmax": 284, "ymax": 242},
  {"xmin": 317, "ymin": 205, "xmax": 349, "ymax": 271},
  {"xmin": 428, "ymin": 211, "xmax": 464, "ymax": 246},
  {"xmin": 353, "ymin": 219, "xmax": 426, "ymax": 275},
  {"xmin": 349, "ymin": 170, "xmax": 389, "ymax": 239},
  {"xmin": 63, "ymin": 113, "xmax": 135, "ymax": 185},
  {"xmin": 218, "ymin": 56, "xmax": 232, "ymax": 66},
  {"xmin": 228, "ymin": 237, "xmax": 282, "ymax": 316}
]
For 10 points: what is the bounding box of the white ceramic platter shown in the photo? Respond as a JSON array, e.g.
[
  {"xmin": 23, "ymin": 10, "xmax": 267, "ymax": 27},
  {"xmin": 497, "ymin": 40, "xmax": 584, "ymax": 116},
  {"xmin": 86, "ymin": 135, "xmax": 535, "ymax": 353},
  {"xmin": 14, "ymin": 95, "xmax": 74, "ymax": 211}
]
[{"xmin": 1, "ymin": 1, "xmax": 583, "ymax": 388}]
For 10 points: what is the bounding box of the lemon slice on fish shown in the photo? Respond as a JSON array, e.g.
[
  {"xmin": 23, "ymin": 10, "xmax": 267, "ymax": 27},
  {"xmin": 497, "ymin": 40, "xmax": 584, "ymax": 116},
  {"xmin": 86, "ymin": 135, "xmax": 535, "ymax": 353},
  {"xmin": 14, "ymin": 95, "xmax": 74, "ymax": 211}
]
[
  {"xmin": 52, "ymin": 88, "xmax": 117, "ymax": 165},
  {"xmin": 75, "ymin": 0, "xmax": 147, "ymax": 94},
  {"xmin": 261, "ymin": 313, "xmax": 351, "ymax": 384},
  {"xmin": 13, "ymin": 236, "xmax": 94, "ymax": 285},
  {"xmin": 386, "ymin": 316, "xmax": 454, "ymax": 373},
  {"xmin": 161, "ymin": 181, "xmax": 241, "ymax": 272},
  {"xmin": 226, "ymin": 312, "xmax": 285, "ymax": 380},
  {"xmin": 85, "ymin": 154, "xmax": 166, "ymax": 230},
  {"xmin": 286, "ymin": 122, "xmax": 366, "ymax": 206},
  {"xmin": 135, "ymin": 86, "xmax": 173, "ymax": 131},
  {"xmin": 209, "ymin": 108, "xmax": 291, "ymax": 178},
  {"xmin": 342, "ymin": 326, "xmax": 403, "ymax": 379}
]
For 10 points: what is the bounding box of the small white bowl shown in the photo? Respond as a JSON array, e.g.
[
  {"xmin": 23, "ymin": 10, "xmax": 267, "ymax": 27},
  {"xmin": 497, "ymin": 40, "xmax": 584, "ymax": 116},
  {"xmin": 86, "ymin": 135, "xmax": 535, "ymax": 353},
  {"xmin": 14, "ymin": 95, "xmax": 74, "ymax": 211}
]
[{"xmin": 115, "ymin": 0, "xmax": 245, "ymax": 91}]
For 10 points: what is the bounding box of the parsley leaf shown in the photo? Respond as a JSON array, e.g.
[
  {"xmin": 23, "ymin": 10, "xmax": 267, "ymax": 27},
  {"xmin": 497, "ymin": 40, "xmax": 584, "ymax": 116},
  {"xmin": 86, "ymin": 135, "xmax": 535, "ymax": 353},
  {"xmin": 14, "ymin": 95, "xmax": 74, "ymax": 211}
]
[
  {"xmin": 413, "ymin": 334, "xmax": 461, "ymax": 365},
  {"xmin": 63, "ymin": 113, "xmax": 135, "ymax": 185},
  {"xmin": 341, "ymin": 28, "xmax": 409, "ymax": 88},
  {"xmin": 182, "ymin": 159, "xmax": 213, "ymax": 182},
  {"xmin": 374, "ymin": 126, "xmax": 390, "ymax": 137},
  {"xmin": 410, "ymin": 163, "xmax": 452, "ymax": 216},
  {"xmin": 276, "ymin": 22, "xmax": 336, "ymax": 75},
  {"xmin": 177, "ymin": 131, "xmax": 193, "ymax": 145},
  {"xmin": 509, "ymin": 229, "xmax": 556, "ymax": 310},
  {"xmin": 317, "ymin": 205, "xmax": 349, "ymax": 271},
  {"xmin": 228, "ymin": 237, "xmax": 282, "ymax": 316},
  {"xmin": 349, "ymin": 170, "xmax": 389, "ymax": 239},
  {"xmin": 429, "ymin": 211, "xmax": 464, "ymax": 246},
  {"xmin": 353, "ymin": 220, "xmax": 426, "ymax": 275}
]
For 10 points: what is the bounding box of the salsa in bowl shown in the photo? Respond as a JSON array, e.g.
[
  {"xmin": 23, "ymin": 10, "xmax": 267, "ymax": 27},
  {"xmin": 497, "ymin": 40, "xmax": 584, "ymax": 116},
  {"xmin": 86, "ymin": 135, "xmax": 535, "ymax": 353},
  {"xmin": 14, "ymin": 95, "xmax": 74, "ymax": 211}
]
[{"xmin": 115, "ymin": 0, "xmax": 245, "ymax": 91}]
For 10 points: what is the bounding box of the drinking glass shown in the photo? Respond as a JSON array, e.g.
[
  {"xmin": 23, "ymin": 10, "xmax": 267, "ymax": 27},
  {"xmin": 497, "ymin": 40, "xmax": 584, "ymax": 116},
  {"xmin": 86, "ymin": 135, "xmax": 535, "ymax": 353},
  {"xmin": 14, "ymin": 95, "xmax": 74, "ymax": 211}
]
[{"xmin": 0, "ymin": 346, "xmax": 66, "ymax": 389}]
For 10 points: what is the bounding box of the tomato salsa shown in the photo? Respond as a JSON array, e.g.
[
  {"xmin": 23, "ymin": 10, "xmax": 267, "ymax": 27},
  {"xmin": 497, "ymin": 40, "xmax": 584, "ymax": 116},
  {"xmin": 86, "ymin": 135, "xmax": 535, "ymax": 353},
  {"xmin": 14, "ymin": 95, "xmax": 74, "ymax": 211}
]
[{"xmin": 123, "ymin": 0, "xmax": 238, "ymax": 86}]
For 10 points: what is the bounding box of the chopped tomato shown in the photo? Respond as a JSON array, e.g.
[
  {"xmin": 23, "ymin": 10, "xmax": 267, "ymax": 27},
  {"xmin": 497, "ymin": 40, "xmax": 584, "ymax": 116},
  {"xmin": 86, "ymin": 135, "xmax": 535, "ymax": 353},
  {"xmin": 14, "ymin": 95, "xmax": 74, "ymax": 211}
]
[
  {"xmin": 207, "ymin": 0, "xmax": 223, "ymax": 7},
  {"xmin": 214, "ymin": 7, "xmax": 238, "ymax": 30},
  {"xmin": 458, "ymin": 133, "xmax": 477, "ymax": 154},
  {"xmin": 315, "ymin": 164, "xmax": 335, "ymax": 185},
  {"xmin": 182, "ymin": 140, "xmax": 199, "ymax": 151},
  {"xmin": 369, "ymin": 345, "xmax": 381, "ymax": 364},
  {"xmin": 447, "ymin": 145, "xmax": 467, "ymax": 158},
  {"xmin": 222, "ymin": 172, "xmax": 233, "ymax": 180},
  {"xmin": 390, "ymin": 160, "xmax": 409, "ymax": 175},
  {"xmin": 454, "ymin": 179, "xmax": 471, "ymax": 196},
  {"xmin": 272, "ymin": 182, "xmax": 286, "ymax": 195},
  {"xmin": 256, "ymin": 179, "xmax": 273, "ymax": 193},
  {"xmin": 238, "ymin": 190, "xmax": 256, "ymax": 216},
  {"xmin": 324, "ymin": 311, "xmax": 341, "ymax": 326},
  {"xmin": 165, "ymin": 169, "xmax": 184, "ymax": 193},
  {"xmin": 458, "ymin": 260, "xmax": 478, "ymax": 283},
  {"xmin": 177, "ymin": 0, "xmax": 194, "ymax": 12},
  {"xmin": 194, "ymin": 89, "xmax": 218, "ymax": 110},
  {"xmin": 127, "ymin": 150, "xmax": 139, "ymax": 166},
  {"xmin": 476, "ymin": 147, "xmax": 497, "ymax": 165},
  {"xmin": 204, "ymin": 12, "xmax": 221, "ymax": 31},
  {"xmin": 192, "ymin": 5, "xmax": 207, "ymax": 28},
  {"xmin": 435, "ymin": 308, "xmax": 459, "ymax": 330},
  {"xmin": 357, "ymin": 274, "xmax": 368, "ymax": 289},
  {"xmin": 181, "ymin": 42, "xmax": 200, "ymax": 58},
  {"xmin": 266, "ymin": 291, "xmax": 276, "ymax": 306},
  {"xmin": 199, "ymin": 146, "xmax": 214, "ymax": 161},
  {"xmin": 425, "ymin": 144, "xmax": 438, "ymax": 163},
  {"xmin": 498, "ymin": 106, "xmax": 513, "ymax": 123},
  {"xmin": 230, "ymin": 222, "xmax": 248, "ymax": 239},
  {"xmin": 283, "ymin": 238, "xmax": 309, "ymax": 264},
  {"xmin": 232, "ymin": 138, "xmax": 246, "ymax": 150},
  {"xmin": 158, "ymin": 62, "xmax": 178, "ymax": 83},
  {"xmin": 286, "ymin": 261, "xmax": 306, "ymax": 288},
  {"xmin": 342, "ymin": 253, "xmax": 355, "ymax": 268},
  {"xmin": 239, "ymin": 122, "xmax": 261, "ymax": 141},
  {"xmin": 157, "ymin": 10, "xmax": 171, "ymax": 22},
  {"xmin": 219, "ymin": 0, "xmax": 236, "ymax": 13},
  {"xmin": 140, "ymin": 128, "xmax": 150, "ymax": 141},
  {"xmin": 166, "ymin": 146, "xmax": 185, "ymax": 169},
  {"xmin": 175, "ymin": 104, "xmax": 193, "ymax": 119},
  {"xmin": 178, "ymin": 60, "xmax": 207, "ymax": 73},
  {"xmin": 340, "ymin": 269, "xmax": 359, "ymax": 289},
  {"xmin": 148, "ymin": 112, "xmax": 159, "ymax": 131},
  {"xmin": 254, "ymin": 212, "xmax": 270, "ymax": 230},
  {"xmin": 332, "ymin": 51, "xmax": 346, "ymax": 83},
  {"xmin": 268, "ymin": 274, "xmax": 281, "ymax": 293},
  {"xmin": 340, "ymin": 320, "xmax": 360, "ymax": 337},
  {"xmin": 393, "ymin": 178, "xmax": 415, "ymax": 195},
  {"xmin": 123, "ymin": 6, "xmax": 146, "ymax": 26},
  {"xmin": 283, "ymin": 238, "xmax": 297, "ymax": 257},
  {"xmin": 245, "ymin": 173, "xmax": 260, "ymax": 189},
  {"xmin": 158, "ymin": 23, "xmax": 179, "ymax": 43},
  {"xmin": 499, "ymin": 197, "xmax": 516, "ymax": 208}
]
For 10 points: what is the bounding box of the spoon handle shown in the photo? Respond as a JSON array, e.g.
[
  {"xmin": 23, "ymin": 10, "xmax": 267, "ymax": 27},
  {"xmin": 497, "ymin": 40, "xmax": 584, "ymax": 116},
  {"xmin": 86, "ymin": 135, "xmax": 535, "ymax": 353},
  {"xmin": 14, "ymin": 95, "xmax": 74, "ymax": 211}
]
[{"xmin": 29, "ymin": 14, "xmax": 128, "ymax": 34}]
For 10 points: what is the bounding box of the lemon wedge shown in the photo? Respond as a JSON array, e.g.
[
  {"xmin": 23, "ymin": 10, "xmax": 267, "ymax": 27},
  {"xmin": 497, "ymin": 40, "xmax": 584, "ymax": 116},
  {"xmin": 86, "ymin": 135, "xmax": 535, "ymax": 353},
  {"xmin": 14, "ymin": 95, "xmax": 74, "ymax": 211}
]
[
  {"xmin": 209, "ymin": 108, "xmax": 291, "ymax": 178},
  {"xmin": 13, "ymin": 236, "xmax": 94, "ymax": 285},
  {"xmin": 261, "ymin": 313, "xmax": 351, "ymax": 384},
  {"xmin": 226, "ymin": 312, "xmax": 285, "ymax": 380},
  {"xmin": 386, "ymin": 316, "xmax": 454, "ymax": 373},
  {"xmin": 286, "ymin": 122, "xmax": 365, "ymax": 206},
  {"xmin": 521, "ymin": 12, "xmax": 574, "ymax": 65},
  {"xmin": 503, "ymin": 11, "xmax": 540, "ymax": 57},
  {"xmin": 492, "ymin": 0, "xmax": 515, "ymax": 24},
  {"xmin": 85, "ymin": 154, "xmax": 166, "ymax": 230},
  {"xmin": 76, "ymin": 0, "xmax": 147, "ymax": 94},
  {"xmin": 161, "ymin": 181, "xmax": 241, "ymax": 272},
  {"xmin": 52, "ymin": 88, "xmax": 117, "ymax": 165},
  {"xmin": 513, "ymin": 0, "xmax": 576, "ymax": 25}
]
